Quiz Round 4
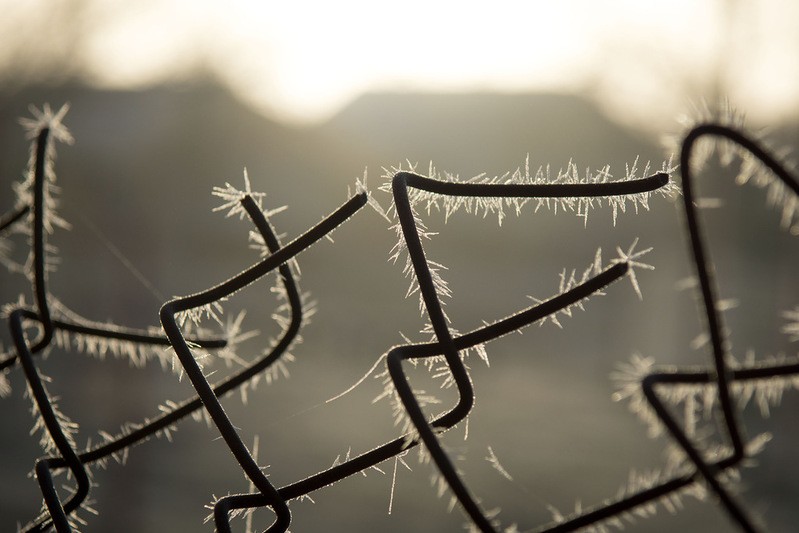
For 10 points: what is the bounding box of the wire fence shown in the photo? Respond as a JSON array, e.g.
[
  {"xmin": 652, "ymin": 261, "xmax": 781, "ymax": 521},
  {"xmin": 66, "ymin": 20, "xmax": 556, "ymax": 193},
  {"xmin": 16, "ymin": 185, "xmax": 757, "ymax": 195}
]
[{"xmin": 1, "ymin": 103, "xmax": 797, "ymax": 532}]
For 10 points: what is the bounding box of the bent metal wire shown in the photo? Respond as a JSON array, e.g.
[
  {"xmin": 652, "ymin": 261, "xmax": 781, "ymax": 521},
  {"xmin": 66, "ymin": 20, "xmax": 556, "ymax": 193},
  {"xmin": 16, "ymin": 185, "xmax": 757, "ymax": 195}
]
[
  {"xmin": 2, "ymin": 120, "xmax": 308, "ymax": 532},
  {"xmin": 2, "ymin": 104, "xmax": 796, "ymax": 532}
]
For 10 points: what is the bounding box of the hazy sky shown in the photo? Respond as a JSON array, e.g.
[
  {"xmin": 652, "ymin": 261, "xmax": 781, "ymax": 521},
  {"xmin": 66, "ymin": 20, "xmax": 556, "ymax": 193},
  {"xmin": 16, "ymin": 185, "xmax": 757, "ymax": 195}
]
[{"xmin": 2, "ymin": 0, "xmax": 798, "ymax": 129}]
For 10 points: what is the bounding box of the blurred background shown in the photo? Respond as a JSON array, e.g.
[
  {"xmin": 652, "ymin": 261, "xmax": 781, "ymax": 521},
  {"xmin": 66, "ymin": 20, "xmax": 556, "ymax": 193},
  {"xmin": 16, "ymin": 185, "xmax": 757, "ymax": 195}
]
[{"xmin": 0, "ymin": 1, "xmax": 797, "ymax": 531}]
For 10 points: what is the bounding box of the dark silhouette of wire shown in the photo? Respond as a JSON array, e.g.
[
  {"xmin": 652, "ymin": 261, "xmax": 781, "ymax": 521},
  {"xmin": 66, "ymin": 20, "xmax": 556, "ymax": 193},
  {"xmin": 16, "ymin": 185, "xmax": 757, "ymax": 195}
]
[
  {"xmin": 191, "ymin": 168, "xmax": 668, "ymax": 530},
  {"xmin": 504, "ymin": 124, "xmax": 799, "ymax": 533},
  {"xmin": 0, "ymin": 312, "xmax": 226, "ymax": 371},
  {"xmin": 385, "ymin": 170, "xmax": 670, "ymax": 532},
  {"xmin": 538, "ymin": 124, "xmax": 797, "ymax": 533},
  {"xmin": 207, "ymin": 169, "xmax": 676, "ymax": 532},
  {"xmin": 1, "ymin": 120, "xmax": 302, "ymax": 531},
  {"xmin": 123, "ymin": 167, "xmax": 669, "ymax": 532},
  {"xmin": 19, "ymin": 195, "xmax": 306, "ymax": 532},
  {"xmin": 7, "ymin": 105, "xmax": 795, "ymax": 532},
  {"xmin": 160, "ymin": 192, "xmax": 369, "ymax": 532},
  {"xmin": 2, "ymin": 126, "xmax": 228, "ymax": 532},
  {"xmin": 629, "ymin": 123, "xmax": 799, "ymax": 533},
  {"xmin": 5, "ymin": 127, "xmax": 91, "ymax": 532},
  {"xmin": 212, "ymin": 261, "xmax": 632, "ymax": 527}
]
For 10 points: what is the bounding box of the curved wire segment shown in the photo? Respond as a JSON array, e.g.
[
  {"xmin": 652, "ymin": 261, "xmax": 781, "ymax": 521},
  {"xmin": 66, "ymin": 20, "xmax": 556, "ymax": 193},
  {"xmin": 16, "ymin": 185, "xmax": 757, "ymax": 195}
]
[
  {"xmin": 21, "ymin": 195, "xmax": 305, "ymax": 532},
  {"xmin": 170, "ymin": 169, "xmax": 657, "ymax": 527},
  {"xmin": 210, "ymin": 260, "xmax": 632, "ymax": 523},
  {"xmin": 0, "ymin": 314, "xmax": 226, "ymax": 372},
  {"xmin": 0, "ymin": 107, "xmax": 225, "ymax": 376},
  {"xmin": 160, "ymin": 192, "xmax": 369, "ymax": 532},
  {"xmin": 0, "ymin": 121, "xmax": 234, "ymax": 531},
  {"xmin": 386, "ymin": 170, "xmax": 671, "ymax": 531},
  {"xmin": 1, "ymin": 109, "xmax": 307, "ymax": 531},
  {"xmin": 519, "ymin": 123, "xmax": 798, "ymax": 533},
  {"xmin": 626, "ymin": 123, "xmax": 799, "ymax": 532},
  {"xmin": 10, "ymin": 308, "xmax": 89, "ymax": 532},
  {"xmin": 7, "ymin": 127, "xmax": 89, "ymax": 532},
  {"xmin": 681, "ymin": 124, "xmax": 799, "ymax": 464},
  {"xmin": 8, "ymin": 103, "xmax": 797, "ymax": 532},
  {"xmin": 0, "ymin": 117, "xmax": 246, "ymax": 532},
  {"xmin": 186, "ymin": 167, "xmax": 668, "ymax": 531}
]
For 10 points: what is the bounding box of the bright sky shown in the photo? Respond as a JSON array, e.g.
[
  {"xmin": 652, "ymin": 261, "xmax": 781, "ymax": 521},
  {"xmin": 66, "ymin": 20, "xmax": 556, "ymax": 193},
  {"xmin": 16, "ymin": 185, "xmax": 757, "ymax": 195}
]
[{"xmin": 3, "ymin": 0, "xmax": 798, "ymax": 129}]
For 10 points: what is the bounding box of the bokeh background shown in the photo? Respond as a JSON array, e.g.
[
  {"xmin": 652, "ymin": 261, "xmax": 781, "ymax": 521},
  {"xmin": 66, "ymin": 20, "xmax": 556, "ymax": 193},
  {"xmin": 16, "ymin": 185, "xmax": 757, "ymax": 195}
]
[{"xmin": 0, "ymin": 1, "xmax": 797, "ymax": 531}]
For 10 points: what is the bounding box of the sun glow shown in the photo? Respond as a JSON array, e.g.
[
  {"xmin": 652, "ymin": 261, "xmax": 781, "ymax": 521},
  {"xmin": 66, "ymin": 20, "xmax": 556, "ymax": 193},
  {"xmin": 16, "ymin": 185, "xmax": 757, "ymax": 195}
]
[
  {"xmin": 2, "ymin": 0, "xmax": 797, "ymax": 127},
  {"xmin": 187, "ymin": 1, "xmax": 603, "ymax": 123}
]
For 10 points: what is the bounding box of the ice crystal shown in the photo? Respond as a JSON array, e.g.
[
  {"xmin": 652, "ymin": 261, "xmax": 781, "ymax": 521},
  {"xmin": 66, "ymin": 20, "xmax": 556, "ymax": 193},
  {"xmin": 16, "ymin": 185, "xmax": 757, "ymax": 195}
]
[
  {"xmin": 386, "ymin": 203, "xmax": 450, "ymax": 319},
  {"xmin": 613, "ymin": 350, "xmax": 799, "ymax": 441},
  {"xmin": 782, "ymin": 306, "xmax": 799, "ymax": 342},
  {"xmin": 331, "ymin": 446, "xmax": 385, "ymax": 477},
  {"xmin": 485, "ymin": 446, "xmax": 514, "ymax": 482},
  {"xmin": 222, "ymin": 275, "xmax": 315, "ymax": 405},
  {"xmin": 372, "ymin": 363, "xmax": 443, "ymax": 442},
  {"xmin": 24, "ymin": 371, "xmax": 79, "ymax": 456},
  {"xmin": 610, "ymin": 238, "xmax": 655, "ymax": 300},
  {"xmin": 203, "ymin": 436, "xmax": 266, "ymax": 533},
  {"xmin": 380, "ymin": 155, "xmax": 667, "ymax": 377},
  {"xmin": 9, "ymin": 104, "xmax": 73, "ymax": 284},
  {"xmin": 550, "ymin": 430, "xmax": 769, "ymax": 533},
  {"xmin": 731, "ymin": 352, "xmax": 799, "ymax": 418},
  {"xmin": 610, "ymin": 354, "xmax": 661, "ymax": 437},
  {"xmin": 665, "ymin": 98, "xmax": 748, "ymax": 170},
  {"xmin": 248, "ymin": 229, "xmax": 301, "ymax": 280},
  {"xmin": 175, "ymin": 300, "xmax": 226, "ymax": 328},
  {"xmin": 379, "ymin": 157, "xmax": 678, "ymax": 228},
  {"xmin": 0, "ymin": 235, "xmax": 22, "ymax": 274},
  {"xmin": 45, "ymin": 298, "xmax": 181, "ymax": 373},
  {"xmin": 212, "ymin": 168, "xmax": 276, "ymax": 220},
  {"xmin": 388, "ymin": 450, "xmax": 412, "ymax": 514},
  {"xmin": 672, "ymin": 100, "xmax": 799, "ymax": 232},
  {"xmin": 528, "ymin": 241, "xmax": 654, "ymax": 330},
  {"xmin": 354, "ymin": 168, "xmax": 390, "ymax": 222},
  {"xmin": 27, "ymin": 493, "xmax": 99, "ymax": 533}
]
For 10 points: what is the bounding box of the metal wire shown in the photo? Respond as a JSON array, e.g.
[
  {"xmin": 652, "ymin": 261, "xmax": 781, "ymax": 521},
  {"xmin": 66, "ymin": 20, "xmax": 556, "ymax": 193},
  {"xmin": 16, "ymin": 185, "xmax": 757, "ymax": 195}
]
[{"xmin": 1, "ymin": 107, "xmax": 795, "ymax": 532}]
